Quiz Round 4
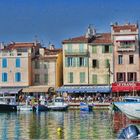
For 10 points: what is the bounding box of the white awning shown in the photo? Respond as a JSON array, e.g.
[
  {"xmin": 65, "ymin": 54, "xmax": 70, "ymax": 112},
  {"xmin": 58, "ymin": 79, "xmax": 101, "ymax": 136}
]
[{"xmin": 116, "ymin": 36, "xmax": 135, "ymax": 41}]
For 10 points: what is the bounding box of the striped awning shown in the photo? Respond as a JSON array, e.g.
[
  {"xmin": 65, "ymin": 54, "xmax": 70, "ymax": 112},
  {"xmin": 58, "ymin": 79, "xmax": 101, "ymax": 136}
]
[
  {"xmin": 22, "ymin": 86, "xmax": 51, "ymax": 93},
  {"xmin": 0, "ymin": 88, "xmax": 22, "ymax": 94},
  {"xmin": 56, "ymin": 86, "xmax": 111, "ymax": 93}
]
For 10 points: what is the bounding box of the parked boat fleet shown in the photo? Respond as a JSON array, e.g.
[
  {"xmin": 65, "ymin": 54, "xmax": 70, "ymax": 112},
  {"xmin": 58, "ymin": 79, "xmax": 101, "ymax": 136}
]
[{"xmin": 0, "ymin": 94, "xmax": 94, "ymax": 112}]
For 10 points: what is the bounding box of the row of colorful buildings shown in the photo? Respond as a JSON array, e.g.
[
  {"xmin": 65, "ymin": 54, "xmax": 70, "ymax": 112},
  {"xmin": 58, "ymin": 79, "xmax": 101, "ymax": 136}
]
[{"xmin": 0, "ymin": 22, "xmax": 140, "ymax": 96}]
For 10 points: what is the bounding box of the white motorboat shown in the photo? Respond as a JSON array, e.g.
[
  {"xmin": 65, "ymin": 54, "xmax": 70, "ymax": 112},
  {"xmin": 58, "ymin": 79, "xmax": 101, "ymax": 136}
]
[
  {"xmin": 0, "ymin": 96, "xmax": 17, "ymax": 111},
  {"xmin": 48, "ymin": 97, "xmax": 68, "ymax": 111},
  {"xmin": 18, "ymin": 100, "xmax": 33, "ymax": 111},
  {"xmin": 113, "ymin": 96, "xmax": 140, "ymax": 120}
]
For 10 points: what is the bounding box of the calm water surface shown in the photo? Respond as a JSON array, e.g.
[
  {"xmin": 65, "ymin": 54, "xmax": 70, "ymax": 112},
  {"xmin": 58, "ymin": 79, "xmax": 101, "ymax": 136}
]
[{"xmin": 0, "ymin": 110, "xmax": 139, "ymax": 139}]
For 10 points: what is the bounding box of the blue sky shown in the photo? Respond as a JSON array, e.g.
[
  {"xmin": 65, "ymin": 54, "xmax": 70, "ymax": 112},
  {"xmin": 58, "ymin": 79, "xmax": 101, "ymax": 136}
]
[{"xmin": 0, "ymin": 0, "xmax": 140, "ymax": 48}]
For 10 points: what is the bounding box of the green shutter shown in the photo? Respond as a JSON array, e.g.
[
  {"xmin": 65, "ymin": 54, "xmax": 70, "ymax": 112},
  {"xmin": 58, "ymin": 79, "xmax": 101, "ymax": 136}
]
[
  {"xmin": 80, "ymin": 72, "xmax": 85, "ymax": 83},
  {"xmin": 65, "ymin": 57, "xmax": 68, "ymax": 67},
  {"xmin": 105, "ymin": 74, "xmax": 109, "ymax": 84},
  {"xmin": 77, "ymin": 57, "xmax": 80, "ymax": 67},
  {"xmin": 109, "ymin": 46, "xmax": 113, "ymax": 53},
  {"xmin": 102, "ymin": 46, "xmax": 105, "ymax": 53},
  {"xmin": 73, "ymin": 57, "xmax": 76, "ymax": 67},
  {"xmin": 68, "ymin": 44, "xmax": 72, "ymax": 52},
  {"xmin": 79, "ymin": 44, "xmax": 84, "ymax": 52},
  {"xmin": 92, "ymin": 74, "xmax": 97, "ymax": 84},
  {"xmin": 92, "ymin": 46, "xmax": 97, "ymax": 53},
  {"xmin": 70, "ymin": 72, "xmax": 73, "ymax": 83},
  {"xmin": 84, "ymin": 57, "xmax": 88, "ymax": 67}
]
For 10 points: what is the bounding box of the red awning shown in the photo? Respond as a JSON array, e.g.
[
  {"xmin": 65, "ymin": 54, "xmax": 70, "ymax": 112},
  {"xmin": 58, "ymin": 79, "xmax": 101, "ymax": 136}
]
[{"xmin": 112, "ymin": 82, "xmax": 140, "ymax": 92}]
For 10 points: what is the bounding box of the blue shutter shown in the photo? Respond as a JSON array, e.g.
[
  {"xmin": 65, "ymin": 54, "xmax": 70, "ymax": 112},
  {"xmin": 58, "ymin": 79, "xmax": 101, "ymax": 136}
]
[
  {"xmin": 15, "ymin": 72, "xmax": 21, "ymax": 82},
  {"xmin": 16, "ymin": 58, "xmax": 20, "ymax": 68},
  {"xmin": 2, "ymin": 73, "xmax": 7, "ymax": 82},
  {"xmin": 2, "ymin": 58, "xmax": 7, "ymax": 68}
]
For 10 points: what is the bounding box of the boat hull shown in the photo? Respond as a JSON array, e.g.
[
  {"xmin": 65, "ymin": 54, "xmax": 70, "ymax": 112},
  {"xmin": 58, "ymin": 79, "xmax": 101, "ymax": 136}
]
[
  {"xmin": 80, "ymin": 102, "xmax": 92, "ymax": 111},
  {"xmin": 19, "ymin": 106, "xmax": 33, "ymax": 111},
  {"xmin": 33, "ymin": 105, "xmax": 48, "ymax": 111},
  {"xmin": 0, "ymin": 104, "xmax": 17, "ymax": 111},
  {"xmin": 48, "ymin": 105, "xmax": 68, "ymax": 111},
  {"xmin": 114, "ymin": 102, "xmax": 140, "ymax": 120}
]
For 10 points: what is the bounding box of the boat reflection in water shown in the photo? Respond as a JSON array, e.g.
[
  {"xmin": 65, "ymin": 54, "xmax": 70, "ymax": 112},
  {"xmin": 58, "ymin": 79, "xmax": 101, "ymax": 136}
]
[
  {"xmin": 112, "ymin": 111, "xmax": 140, "ymax": 136},
  {"xmin": 1, "ymin": 110, "xmax": 140, "ymax": 139}
]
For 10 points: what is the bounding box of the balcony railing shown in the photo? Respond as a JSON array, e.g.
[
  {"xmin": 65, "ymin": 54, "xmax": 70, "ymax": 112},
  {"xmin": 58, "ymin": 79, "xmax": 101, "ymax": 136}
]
[
  {"xmin": 65, "ymin": 50, "xmax": 88, "ymax": 56},
  {"xmin": 0, "ymin": 51, "xmax": 29, "ymax": 57},
  {"xmin": 117, "ymin": 44, "xmax": 136, "ymax": 51}
]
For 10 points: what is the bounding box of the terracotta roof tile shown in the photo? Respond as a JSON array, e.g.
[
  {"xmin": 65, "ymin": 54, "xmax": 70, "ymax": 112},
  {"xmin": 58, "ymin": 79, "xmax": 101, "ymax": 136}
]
[
  {"xmin": 112, "ymin": 24, "xmax": 138, "ymax": 32},
  {"xmin": 62, "ymin": 36, "xmax": 91, "ymax": 44},
  {"xmin": 7, "ymin": 42, "xmax": 40, "ymax": 49},
  {"xmin": 90, "ymin": 33, "xmax": 112, "ymax": 44}
]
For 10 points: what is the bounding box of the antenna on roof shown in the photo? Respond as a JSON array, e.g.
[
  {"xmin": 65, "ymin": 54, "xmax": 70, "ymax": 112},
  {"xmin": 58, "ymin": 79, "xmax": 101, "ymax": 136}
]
[{"xmin": 34, "ymin": 35, "xmax": 39, "ymax": 46}]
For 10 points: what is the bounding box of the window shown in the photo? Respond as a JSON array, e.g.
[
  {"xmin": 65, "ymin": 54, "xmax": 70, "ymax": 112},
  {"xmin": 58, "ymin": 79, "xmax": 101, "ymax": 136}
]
[
  {"xmin": 92, "ymin": 74, "xmax": 97, "ymax": 84},
  {"xmin": 67, "ymin": 44, "xmax": 72, "ymax": 52},
  {"xmin": 104, "ymin": 45, "xmax": 109, "ymax": 53},
  {"xmin": 79, "ymin": 44, "xmax": 84, "ymax": 52},
  {"xmin": 92, "ymin": 46, "xmax": 97, "ymax": 53},
  {"xmin": 127, "ymin": 72, "xmax": 136, "ymax": 81},
  {"xmin": 92, "ymin": 59, "xmax": 98, "ymax": 68},
  {"xmin": 44, "ymin": 74, "xmax": 48, "ymax": 83},
  {"xmin": 67, "ymin": 57, "xmax": 73, "ymax": 67},
  {"xmin": 44, "ymin": 62, "xmax": 49, "ymax": 69},
  {"xmin": 117, "ymin": 73, "xmax": 125, "ymax": 82},
  {"xmin": 15, "ymin": 72, "xmax": 21, "ymax": 82},
  {"xmin": 15, "ymin": 58, "xmax": 20, "ymax": 68},
  {"xmin": 68, "ymin": 72, "xmax": 73, "ymax": 83},
  {"xmin": 35, "ymin": 61, "xmax": 40, "ymax": 69},
  {"xmin": 79, "ymin": 57, "xmax": 84, "ymax": 66},
  {"xmin": 80, "ymin": 72, "xmax": 85, "ymax": 83},
  {"xmin": 118, "ymin": 55, "xmax": 123, "ymax": 64},
  {"xmin": 2, "ymin": 73, "xmax": 7, "ymax": 82},
  {"xmin": 129, "ymin": 55, "xmax": 134, "ymax": 64},
  {"xmin": 35, "ymin": 74, "xmax": 40, "ymax": 83},
  {"xmin": 2, "ymin": 58, "xmax": 7, "ymax": 68}
]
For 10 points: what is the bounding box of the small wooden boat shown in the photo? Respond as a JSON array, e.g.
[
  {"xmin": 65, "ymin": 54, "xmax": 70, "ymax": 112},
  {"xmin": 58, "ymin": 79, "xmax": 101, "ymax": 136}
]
[{"xmin": 80, "ymin": 102, "xmax": 92, "ymax": 111}]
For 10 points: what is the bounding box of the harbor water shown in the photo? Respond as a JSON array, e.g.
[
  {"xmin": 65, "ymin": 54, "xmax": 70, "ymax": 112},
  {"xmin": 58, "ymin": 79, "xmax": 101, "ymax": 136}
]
[{"xmin": 0, "ymin": 110, "xmax": 140, "ymax": 139}]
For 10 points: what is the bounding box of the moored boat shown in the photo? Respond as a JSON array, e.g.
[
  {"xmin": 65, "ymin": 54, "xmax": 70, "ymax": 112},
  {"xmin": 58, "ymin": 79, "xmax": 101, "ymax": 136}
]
[
  {"xmin": 18, "ymin": 100, "xmax": 33, "ymax": 111},
  {"xmin": 80, "ymin": 102, "xmax": 92, "ymax": 111},
  {"xmin": 0, "ymin": 96, "xmax": 17, "ymax": 111},
  {"xmin": 33, "ymin": 96, "xmax": 48, "ymax": 111},
  {"xmin": 48, "ymin": 97, "xmax": 68, "ymax": 111},
  {"xmin": 113, "ymin": 96, "xmax": 140, "ymax": 120}
]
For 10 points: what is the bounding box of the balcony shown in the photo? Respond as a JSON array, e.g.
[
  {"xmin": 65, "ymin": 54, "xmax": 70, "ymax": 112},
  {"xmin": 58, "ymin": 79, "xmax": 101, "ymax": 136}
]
[
  {"xmin": 0, "ymin": 51, "xmax": 29, "ymax": 57},
  {"xmin": 65, "ymin": 49, "xmax": 88, "ymax": 56},
  {"xmin": 117, "ymin": 44, "xmax": 136, "ymax": 51}
]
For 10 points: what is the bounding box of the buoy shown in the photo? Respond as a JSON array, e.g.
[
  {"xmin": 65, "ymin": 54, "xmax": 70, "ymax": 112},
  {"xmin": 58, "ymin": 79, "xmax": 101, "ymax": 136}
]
[{"xmin": 57, "ymin": 127, "xmax": 62, "ymax": 132}]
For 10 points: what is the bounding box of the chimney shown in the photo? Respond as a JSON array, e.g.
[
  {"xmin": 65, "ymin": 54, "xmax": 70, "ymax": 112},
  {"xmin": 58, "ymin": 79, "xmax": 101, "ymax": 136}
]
[
  {"xmin": 39, "ymin": 48, "xmax": 44, "ymax": 56},
  {"xmin": 0, "ymin": 42, "xmax": 4, "ymax": 50},
  {"xmin": 48, "ymin": 43, "xmax": 55, "ymax": 50}
]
